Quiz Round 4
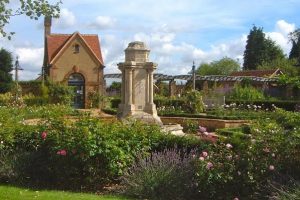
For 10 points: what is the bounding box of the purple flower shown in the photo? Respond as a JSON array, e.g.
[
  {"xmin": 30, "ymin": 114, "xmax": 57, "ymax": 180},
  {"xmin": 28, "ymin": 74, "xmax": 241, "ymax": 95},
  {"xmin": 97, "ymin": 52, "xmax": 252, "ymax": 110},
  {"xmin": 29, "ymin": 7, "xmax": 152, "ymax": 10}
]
[
  {"xmin": 198, "ymin": 126, "xmax": 207, "ymax": 133},
  {"xmin": 206, "ymin": 162, "xmax": 213, "ymax": 170}
]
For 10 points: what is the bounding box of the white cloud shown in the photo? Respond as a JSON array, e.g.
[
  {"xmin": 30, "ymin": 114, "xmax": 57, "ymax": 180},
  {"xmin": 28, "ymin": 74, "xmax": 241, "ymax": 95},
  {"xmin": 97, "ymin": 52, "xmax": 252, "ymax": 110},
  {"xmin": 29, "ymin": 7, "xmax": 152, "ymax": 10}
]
[
  {"xmin": 266, "ymin": 20, "xmax": 296, "ymax": 55},
  {"xmin": 275, "ymin": 20, "xmax": 296, "ymax": 35},
  {"xmin": 53, "ymin": 8, "xmax": 76, "ymax": 29},
  {"xmin": 15, "ymin": 47, "xmax": 44, "ymax": 80},
  {"xmin": 88, "ymin": 16, "xmax": 116, "ymax": 30}
]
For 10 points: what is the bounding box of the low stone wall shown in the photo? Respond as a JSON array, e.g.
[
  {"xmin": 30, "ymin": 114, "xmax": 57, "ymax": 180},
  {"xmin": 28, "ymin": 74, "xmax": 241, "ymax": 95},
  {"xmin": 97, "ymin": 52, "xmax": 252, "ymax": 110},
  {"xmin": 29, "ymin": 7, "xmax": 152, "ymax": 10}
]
[{"xmin": 160, "ymin": 117, "xmax": 250, "ymax": 131}]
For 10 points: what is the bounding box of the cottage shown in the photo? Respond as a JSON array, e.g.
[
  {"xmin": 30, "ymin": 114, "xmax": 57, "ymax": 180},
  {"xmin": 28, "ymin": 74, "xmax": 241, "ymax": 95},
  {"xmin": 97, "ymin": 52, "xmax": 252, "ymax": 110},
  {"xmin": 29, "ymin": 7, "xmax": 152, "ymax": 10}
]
[{"xmin": 42, "ymin": 17, "xmax": 105, "ymax": 108}]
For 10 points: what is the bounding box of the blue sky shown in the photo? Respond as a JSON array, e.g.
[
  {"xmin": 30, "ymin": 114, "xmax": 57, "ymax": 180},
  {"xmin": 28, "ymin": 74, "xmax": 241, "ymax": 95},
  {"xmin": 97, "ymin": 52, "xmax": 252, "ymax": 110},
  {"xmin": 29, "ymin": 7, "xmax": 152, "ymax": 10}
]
[{"xmin": 1, "ymin": 0, "xmax": 299, "ymax": 80}]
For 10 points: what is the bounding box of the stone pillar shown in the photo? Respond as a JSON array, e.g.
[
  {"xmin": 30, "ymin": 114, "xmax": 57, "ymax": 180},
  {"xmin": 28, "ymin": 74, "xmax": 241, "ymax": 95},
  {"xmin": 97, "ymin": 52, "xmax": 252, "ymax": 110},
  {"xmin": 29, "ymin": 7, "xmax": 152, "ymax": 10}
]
[
  {"xmin": 148, "ymin": 69, "xmax": 154, "ymax": 104},
  {"xmin": 169, "ymin": 79, "xmax": 176, "ymax": 97},
  {"xmin": 117, "ymin": 41, "xmax": 162, "ymax": 125},
  {"xmin": 126, "ymin": 68, "xmax": 133, "ymax": 105}
]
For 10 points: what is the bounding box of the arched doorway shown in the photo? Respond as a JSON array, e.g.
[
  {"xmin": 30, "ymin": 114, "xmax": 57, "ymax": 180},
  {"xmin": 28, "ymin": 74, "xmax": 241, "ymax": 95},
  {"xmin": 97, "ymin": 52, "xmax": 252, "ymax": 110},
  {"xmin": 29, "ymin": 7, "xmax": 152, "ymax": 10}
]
[{"xmin": 68, "ymin": 73, "xmax": 85, "ymax": 108}]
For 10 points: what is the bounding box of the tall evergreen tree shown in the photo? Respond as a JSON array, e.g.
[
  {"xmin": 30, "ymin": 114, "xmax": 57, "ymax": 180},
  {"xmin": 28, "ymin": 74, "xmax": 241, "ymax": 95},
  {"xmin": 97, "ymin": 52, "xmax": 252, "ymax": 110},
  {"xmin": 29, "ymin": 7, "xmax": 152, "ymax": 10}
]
[
  {"xmin": 289, "ymin": 29, "xmax": 300, "ymax": 64},
  {"xmin": 243, "ymin": 26, "xmax": 284, "ymax": 70},
  {"xmin": 0, "ymin": 48, "xmax": 13, "ymax": 93}
]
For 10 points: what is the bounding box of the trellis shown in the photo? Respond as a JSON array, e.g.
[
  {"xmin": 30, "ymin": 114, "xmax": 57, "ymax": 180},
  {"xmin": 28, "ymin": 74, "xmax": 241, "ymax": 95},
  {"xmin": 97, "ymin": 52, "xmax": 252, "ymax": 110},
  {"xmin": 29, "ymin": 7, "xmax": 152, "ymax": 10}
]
[{"xmin": 104, "ymin": 73, "xmax": 278, "ymax": 82}]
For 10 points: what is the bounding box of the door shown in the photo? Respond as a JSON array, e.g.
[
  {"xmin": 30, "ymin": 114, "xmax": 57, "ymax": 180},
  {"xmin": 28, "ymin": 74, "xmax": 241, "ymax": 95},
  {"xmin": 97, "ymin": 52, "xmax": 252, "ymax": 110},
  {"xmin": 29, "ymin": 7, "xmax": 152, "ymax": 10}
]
[{"xmin": 68, "ymin": 73, "xmax": 85, "ymax": 108}]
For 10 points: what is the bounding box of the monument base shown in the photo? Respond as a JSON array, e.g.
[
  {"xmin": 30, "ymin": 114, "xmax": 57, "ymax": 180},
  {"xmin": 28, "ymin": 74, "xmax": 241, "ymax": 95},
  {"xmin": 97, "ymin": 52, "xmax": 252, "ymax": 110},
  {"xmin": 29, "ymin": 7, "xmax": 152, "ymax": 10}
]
[{"xmin": 118, "ymin": 111, "xmax": 163, "ymax": 126}]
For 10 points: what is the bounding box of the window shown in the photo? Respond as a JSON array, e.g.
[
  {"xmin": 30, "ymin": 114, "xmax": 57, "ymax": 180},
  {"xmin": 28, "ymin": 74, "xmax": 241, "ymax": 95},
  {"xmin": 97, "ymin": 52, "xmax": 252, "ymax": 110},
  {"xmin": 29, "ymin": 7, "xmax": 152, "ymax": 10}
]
[{"xmin": 74, "ymin": 44, "xmax": 80, "ymax": 53}]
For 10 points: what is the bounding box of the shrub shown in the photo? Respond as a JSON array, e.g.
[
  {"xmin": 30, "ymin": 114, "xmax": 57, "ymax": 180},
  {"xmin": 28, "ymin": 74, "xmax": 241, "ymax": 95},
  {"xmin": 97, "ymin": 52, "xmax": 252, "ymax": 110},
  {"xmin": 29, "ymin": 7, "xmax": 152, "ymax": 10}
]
[
  {"xmin": 183, "ymin": 90, "xmax": 205, "ymax": 114},
  {"xmin": 0, "ymin": 107, "xmax": 207, "ymax": 190},
  {"xmin": 227, "ymin": 84, "xmax": 267, "ymax": 101},
  {"xmin": 121, "ymin": 148, "xmax": 198, "ymax": 200},
  {"xmin": 48, "ymin": 82, "xmax": 74, "ymax": 105}
]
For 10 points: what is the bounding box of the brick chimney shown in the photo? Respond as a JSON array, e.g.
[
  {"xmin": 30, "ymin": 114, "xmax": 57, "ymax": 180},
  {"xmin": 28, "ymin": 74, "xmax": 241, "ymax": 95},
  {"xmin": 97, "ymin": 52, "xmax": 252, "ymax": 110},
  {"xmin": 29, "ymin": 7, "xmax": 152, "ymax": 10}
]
[{"xmin": 44, "ymin": 16, "xmax": 52, "ymax": 37}]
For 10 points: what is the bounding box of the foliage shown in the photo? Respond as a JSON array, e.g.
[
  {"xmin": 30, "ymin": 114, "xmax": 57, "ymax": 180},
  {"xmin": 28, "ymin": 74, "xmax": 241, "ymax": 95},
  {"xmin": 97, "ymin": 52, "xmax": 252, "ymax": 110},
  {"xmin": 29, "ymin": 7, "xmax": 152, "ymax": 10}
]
[
  {"xmin": 257, "ymin": 57, "xmax": 299, "ymax": 76},
  {"xmin": 243, "ymin": 25, "xmax": 285, "ymax": 70},
  {"xmin": 196, "ymin": 57, "xmax": 240, "ymax": 76},
  {"xmin": 226, "ymin": 83, "xmax": 266, "ymax": 101},
  {"xmin": 0, "ymin": 104, "xmax": 300, "ymax": 199},
  {"xmin": 48, "ymin": 82, "xmax": 74, "ymax": 105},
  {"xmin": 289, "ymin": 28, "xmax": 300, "ymax": 65},
  {"xmin": 183, "ymin": 90, "xmax": 205, "ymax": 113},
  {"xmin": 108, "ymin": 82, "xmax": 121, "ymax": 91},
  {"xmin": 87, "ymin": 91, "xmax": 102, "ymax": 108},
  {"xmin": 0, "ymin": 185, "xmax": 132, "ymax": 200},
  {"xmin": 278, "ymin": 74, "xmax": 300, "ymax": 89},
  {"xmin": 155, "ymin": 81, "xmax": 169, "ymax": 96},
  {"xmin": 0, "ymin": 48, "xmax": 13, "ymax": 93},
  {"xmin": 271, "ymin": 183, "xmax": 300, "ymax": 200},
  {"xmin": 121, "ymin": 148, "xmax": 198, "ymax": 200},
  {"xmin": 0, "ymin": 106, "xmax": 206, "ymax": 190},
  {"xmin": 0, "ymin": 0, "xmax": 61, "ymax": 39}
]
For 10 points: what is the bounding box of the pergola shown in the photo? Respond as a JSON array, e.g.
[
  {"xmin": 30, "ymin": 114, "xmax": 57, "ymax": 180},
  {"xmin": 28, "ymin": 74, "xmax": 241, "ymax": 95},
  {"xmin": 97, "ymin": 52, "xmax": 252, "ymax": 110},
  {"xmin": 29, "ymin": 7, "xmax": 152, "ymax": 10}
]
[{"xmin": 104, "ymin": 73, "xmax": 278, "ymax": 82}]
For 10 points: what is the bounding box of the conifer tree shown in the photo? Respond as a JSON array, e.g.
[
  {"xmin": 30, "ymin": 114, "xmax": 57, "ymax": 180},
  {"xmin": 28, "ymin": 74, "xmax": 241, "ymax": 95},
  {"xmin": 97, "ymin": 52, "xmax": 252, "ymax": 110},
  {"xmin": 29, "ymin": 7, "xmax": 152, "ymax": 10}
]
[
  {"xmin": 0, "ymin": 48, "xmax": 13, "ymax": 93},
  {"xmin": 289, "ymin": 29, "xmax": 300, "ymax": 65},
  {"xmin": 243, "ymin": 26, "xmax": 284, "ymax": 70}
]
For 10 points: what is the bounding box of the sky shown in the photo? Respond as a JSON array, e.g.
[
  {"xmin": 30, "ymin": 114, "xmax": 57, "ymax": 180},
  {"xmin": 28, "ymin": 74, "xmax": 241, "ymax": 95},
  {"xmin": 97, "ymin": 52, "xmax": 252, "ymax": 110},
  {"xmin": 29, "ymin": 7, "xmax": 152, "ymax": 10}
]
[{"xmin": 1, "ymin": 0, "xmax": 299, "ymax": 80}]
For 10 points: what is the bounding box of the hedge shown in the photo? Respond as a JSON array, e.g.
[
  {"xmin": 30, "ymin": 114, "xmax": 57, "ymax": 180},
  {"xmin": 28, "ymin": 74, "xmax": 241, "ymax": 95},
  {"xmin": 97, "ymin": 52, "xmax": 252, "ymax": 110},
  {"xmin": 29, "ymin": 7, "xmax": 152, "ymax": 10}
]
[{"xmin": 110, "ymin": 98, "xmax": 186, "ymax": 109}]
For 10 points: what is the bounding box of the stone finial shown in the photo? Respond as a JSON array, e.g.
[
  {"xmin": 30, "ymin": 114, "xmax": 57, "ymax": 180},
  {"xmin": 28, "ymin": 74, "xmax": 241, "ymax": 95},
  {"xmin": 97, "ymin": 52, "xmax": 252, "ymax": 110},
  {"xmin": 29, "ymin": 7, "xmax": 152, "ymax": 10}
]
[{"xmin": 125, "ymin": 41, "xmax": 150, "ymax": 63}]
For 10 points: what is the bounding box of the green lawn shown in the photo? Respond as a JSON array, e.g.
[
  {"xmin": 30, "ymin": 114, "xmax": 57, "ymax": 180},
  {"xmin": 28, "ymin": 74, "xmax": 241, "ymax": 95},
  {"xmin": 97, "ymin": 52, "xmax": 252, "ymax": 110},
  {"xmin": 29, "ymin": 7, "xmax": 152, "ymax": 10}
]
[{"xmin": 0, "ymin": 185, "xmax": 133, "ymax": 200}]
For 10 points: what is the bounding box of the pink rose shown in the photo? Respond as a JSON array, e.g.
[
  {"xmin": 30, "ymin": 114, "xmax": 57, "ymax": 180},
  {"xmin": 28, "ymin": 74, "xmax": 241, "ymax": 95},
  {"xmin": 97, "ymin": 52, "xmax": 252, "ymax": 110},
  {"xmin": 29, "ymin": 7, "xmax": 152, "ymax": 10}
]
[
  {"xmin": 202, "ymin": 151, "xmax": 208, "ymax": 157},
  {"xmin": 57, "ymin": 149, "xmax": 67, "ymax": 156},
  {"xmin": 199, "ymin": 156, "xmax": 205, "ymax": 161},
  {"xmin": 269, "ymin": 165, "xmax": 275, "ymax": 171},
  {"xmin": 41, "ymin": 131, "xmax": 47, "ymax": 140},
  {"xmin": 198, "ymin": 126, "xmax": 207, "ymax": 133},
  {"xmin": 206, "ymin": 162, "xmax": 213, "ymax": 170},
  {"xmin": 226, "ymin": 143, "xmax": 233, "ymax": 149},
  {"xmin": 233, "ymin": 198, "xmax": 239, "ymax": 200}
]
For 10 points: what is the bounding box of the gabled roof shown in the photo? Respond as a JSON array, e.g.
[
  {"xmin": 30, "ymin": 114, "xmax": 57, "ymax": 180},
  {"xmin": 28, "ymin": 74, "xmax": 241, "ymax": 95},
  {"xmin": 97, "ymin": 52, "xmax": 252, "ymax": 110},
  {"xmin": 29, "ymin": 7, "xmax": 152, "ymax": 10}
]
[
  {"xmin": 46, "ymin": 32, "xmax": 104, "ymax": 65},
  {"xmin": 230, "ymin": 69, "xmax": 283, "ymax": 78}
]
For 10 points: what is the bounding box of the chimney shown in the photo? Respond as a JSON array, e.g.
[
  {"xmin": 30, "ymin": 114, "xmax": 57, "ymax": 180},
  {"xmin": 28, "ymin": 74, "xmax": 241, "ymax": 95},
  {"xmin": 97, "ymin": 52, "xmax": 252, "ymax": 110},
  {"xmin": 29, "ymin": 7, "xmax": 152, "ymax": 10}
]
[{"xmin": 44, "ymin": 16, "xmax": 52, "ymax": 37}]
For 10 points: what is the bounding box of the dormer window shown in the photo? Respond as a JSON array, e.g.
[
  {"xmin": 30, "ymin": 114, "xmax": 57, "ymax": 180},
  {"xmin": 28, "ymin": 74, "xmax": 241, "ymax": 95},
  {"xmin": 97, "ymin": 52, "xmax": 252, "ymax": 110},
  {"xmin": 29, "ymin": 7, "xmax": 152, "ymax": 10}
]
[{"xmin": 74, "ymin": 44, "xmax": 80, "ymax": 53}]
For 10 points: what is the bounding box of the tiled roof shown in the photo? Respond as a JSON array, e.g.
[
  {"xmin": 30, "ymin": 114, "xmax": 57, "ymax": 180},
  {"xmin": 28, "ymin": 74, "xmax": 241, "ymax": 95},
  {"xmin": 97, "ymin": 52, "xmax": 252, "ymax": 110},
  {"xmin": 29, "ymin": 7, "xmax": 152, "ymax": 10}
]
[
  {"xmin": 230, "ymin": 69, "xmax": 282, "ymax": 77},
  {"xmin": 46, "ymin": 33, "xmax": 104, "ymax": 65}
]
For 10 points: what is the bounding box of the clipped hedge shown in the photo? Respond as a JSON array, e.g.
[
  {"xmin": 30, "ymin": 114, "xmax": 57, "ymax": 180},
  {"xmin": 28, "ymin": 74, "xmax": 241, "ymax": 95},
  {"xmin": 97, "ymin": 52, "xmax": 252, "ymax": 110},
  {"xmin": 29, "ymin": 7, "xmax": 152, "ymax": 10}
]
[{"xmin": 109, "ymin": 98, "xmax": 186, "ymax": 109}]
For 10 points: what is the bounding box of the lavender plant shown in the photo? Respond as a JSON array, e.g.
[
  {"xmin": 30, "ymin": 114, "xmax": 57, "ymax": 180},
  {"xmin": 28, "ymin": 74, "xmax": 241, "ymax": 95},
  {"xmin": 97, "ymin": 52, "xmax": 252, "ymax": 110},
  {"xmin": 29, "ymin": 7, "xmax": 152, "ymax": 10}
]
[{"xmin": 121, "ymin": 148, "xmax": 198, "ymax": 200}]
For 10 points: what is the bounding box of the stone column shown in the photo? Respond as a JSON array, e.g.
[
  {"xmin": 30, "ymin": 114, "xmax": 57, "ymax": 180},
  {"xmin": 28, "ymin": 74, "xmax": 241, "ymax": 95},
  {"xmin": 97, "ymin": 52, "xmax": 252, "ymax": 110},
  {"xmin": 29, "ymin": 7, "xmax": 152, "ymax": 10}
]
[
  {"xmin": 148, "ymin": 69, "xmax": 154, "ymax": 104},
  {"xmin": 126, "ymin": 68, "xmax": 133, "ymax": 105},
  {"xmin": 121, "ymin": 69, "xmax": 125, "ymax": 104},
  {"xmin": 146, "ymin": 70, "xmax": 149, "ymax": 103},
  {"xmin": 117, "ymin": 41, "xmax": 161, "ymax": 125}
]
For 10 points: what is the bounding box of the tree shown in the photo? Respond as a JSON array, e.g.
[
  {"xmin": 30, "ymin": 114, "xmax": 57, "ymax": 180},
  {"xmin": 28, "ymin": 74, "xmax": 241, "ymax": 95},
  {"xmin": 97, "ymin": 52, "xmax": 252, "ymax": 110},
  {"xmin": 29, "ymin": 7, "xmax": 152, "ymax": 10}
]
[
  {"xmin": 196, "ymin": 57, "xmax": 240, "ymax": 75},
  {"xmin": 0, "ymin": 0, "xmax": 61, "ymax": 39},
  {"xmin": 258, "ymin": 57, "xmax": 299, "ymax": 77},
  {"xmin": 0, "ymin": 48, "xmax": 13, "ymax": 93},
  {"xmin": 243, "ymin": 25, "xmax": 285, "ymax": 70},
  {"xmin": 289, "ymin": 29, "xmax": 300, "ymax": 64}
]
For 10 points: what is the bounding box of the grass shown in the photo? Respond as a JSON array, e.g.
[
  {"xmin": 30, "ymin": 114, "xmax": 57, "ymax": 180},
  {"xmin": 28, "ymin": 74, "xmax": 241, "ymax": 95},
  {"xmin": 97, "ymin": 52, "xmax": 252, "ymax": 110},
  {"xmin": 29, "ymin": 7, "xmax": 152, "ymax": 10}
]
[{"xmin": 0, "ymin": 185, "xmax": 132, "ymax": 200}]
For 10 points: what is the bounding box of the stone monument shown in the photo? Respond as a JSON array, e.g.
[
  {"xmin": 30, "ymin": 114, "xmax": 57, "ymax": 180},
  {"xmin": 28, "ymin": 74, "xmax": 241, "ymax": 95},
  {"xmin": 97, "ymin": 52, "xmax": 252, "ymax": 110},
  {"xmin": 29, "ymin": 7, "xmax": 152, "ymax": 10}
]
[{"xmin": 117, "ymin": 41, "xmax": 162, "ymax": 125}]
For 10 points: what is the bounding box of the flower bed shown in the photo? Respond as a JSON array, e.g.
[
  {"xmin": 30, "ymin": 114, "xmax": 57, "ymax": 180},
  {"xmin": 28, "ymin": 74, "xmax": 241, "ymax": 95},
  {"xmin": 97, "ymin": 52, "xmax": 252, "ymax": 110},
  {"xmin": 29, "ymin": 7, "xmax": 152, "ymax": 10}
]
[{"xmin": 0, "ymin": 105, "xmax": 299, "ymax": 199}]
